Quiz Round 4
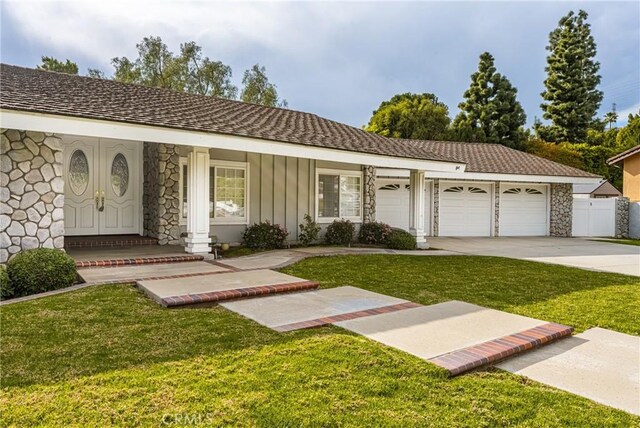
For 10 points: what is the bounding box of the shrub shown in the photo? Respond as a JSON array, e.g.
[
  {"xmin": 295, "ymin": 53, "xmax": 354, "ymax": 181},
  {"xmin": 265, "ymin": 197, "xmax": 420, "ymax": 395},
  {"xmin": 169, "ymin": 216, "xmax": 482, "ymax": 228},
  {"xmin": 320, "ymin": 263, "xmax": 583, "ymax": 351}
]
[
  {"xmin": 0, "ymin": 265, "xmax": 11, "ymax": 300},
  {"xmin": 6, "ymin": 248, "xmax": 77, "ymax": 298},
  {"xmin": 298, "ymin": 214, "xmax": 321, "ymax": 247},
  {"xmin": 358, "ymin": 221, "xmax": 392, "ymax": 245},
  {"xmin": 386, "ymin": 228, "xmax": 417, "ymax": 250},
  {"xmin": 243, "ymin": 220, "xmax": 289, "ymax": 249},
  {"xmin": 325, "ymin": 219, "xmax": 355, "ymax": 246}
]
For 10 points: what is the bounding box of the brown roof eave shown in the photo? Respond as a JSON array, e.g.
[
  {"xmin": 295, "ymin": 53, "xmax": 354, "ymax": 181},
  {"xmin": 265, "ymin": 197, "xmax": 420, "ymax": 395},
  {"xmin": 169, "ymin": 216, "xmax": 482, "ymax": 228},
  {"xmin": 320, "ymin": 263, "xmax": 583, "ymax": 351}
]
[
  {"xmin": 607, "ymin": 144, "xmax": 640, "ymax": 166},
  {"xmin": 2, "ymin": 105, "xmax": 458, "ymax": 165}
]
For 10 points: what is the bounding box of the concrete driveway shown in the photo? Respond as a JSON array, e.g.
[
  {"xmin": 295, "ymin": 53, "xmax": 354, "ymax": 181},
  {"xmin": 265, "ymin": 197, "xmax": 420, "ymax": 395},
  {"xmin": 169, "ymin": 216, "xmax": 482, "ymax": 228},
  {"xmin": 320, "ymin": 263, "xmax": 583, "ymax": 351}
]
[{"xmin": 428, "ymin": 237, "xmax": 640, "ymax": 276}]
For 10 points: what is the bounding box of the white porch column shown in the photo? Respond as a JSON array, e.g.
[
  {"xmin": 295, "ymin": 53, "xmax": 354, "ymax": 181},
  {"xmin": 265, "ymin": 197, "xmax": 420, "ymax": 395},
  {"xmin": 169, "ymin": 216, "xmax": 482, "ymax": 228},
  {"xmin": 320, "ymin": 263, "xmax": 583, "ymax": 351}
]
[
  {"xmin": 185, "ymin": 147, "xmax": 211, "ymax": 254},
  {"xmin": 409, "ymin": 169, "xmax": 428, "ymax": 249}
]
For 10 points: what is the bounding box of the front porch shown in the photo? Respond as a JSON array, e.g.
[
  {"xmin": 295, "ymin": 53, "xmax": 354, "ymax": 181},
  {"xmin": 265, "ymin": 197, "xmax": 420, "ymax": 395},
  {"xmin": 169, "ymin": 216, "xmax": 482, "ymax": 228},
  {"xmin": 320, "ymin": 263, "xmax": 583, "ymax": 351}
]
[{"xmin": 2, "ymin": 127, "xmax": 460, "ymax": 262}]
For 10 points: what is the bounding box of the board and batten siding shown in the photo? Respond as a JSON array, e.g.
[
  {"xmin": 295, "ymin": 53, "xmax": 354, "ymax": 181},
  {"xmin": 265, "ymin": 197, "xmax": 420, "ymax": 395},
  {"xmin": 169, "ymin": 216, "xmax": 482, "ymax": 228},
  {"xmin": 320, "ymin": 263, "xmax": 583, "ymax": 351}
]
[{"xmin": 177, "ymin": 146, "xmax": 361, "ymax": 244}]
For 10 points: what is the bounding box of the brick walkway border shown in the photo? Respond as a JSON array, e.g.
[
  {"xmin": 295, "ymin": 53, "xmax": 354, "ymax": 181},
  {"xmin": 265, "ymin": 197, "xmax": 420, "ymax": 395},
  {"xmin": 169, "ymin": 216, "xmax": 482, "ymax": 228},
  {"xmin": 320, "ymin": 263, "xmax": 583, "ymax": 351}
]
[
  {"xmin": 75, "ymin": 255, "xmax": 204, "ymax": 268},
  {"xmin": 428, "ymin": 322, "xmax": 574, "ymax": 376},
  {"xmin": 273, "ymin": 301, "xmax": 423, "ymax": 332},
  {"xmin": 160, "ymin": 280, "xmax": 320, "ymax": 307}
]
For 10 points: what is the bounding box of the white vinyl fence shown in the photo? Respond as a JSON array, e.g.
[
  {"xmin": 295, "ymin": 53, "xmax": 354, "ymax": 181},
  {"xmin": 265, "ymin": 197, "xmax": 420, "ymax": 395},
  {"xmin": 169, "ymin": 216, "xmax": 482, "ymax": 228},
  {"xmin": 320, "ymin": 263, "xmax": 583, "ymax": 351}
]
[{"xmin": 572, "ymin": 197, "xmax": 616, "ymax": 237}]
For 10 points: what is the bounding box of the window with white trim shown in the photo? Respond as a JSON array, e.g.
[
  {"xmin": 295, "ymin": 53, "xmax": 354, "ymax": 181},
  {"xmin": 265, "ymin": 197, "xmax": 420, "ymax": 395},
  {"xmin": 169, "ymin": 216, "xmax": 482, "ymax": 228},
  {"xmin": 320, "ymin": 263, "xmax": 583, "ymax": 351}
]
[
  {"xmin": 180, "ymin": 158, "xmax": 188, "ymax": 223},
  {"xmin": 317, "ymin": 169, "xmax": 362, "ymax": 222},
  {"xmin": 211, "ymin": 165, "xmax": 247, "ymax": 221},
  {"xmin": 179, "ymin": 158, "xmax": 249, "ymax": 225}
]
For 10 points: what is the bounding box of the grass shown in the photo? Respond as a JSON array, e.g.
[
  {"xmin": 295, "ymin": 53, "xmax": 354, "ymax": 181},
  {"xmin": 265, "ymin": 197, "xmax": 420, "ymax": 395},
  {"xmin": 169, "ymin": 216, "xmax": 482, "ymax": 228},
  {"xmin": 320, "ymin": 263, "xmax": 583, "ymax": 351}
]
[
  {"xmin": 594, "ymin": 238, "xmax": 640, "ymax": 247},
  {"xmin": 1, "ymin": 255, "xmax": 639, "ymax": 426}
]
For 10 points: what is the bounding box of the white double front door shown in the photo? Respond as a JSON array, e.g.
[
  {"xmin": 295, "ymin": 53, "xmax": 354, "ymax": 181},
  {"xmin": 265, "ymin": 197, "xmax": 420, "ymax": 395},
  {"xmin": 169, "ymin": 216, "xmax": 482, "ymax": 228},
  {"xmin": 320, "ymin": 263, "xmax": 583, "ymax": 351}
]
[{"xmin": 63, "ymin": 137, "xmax": 141, "ymax": 235}]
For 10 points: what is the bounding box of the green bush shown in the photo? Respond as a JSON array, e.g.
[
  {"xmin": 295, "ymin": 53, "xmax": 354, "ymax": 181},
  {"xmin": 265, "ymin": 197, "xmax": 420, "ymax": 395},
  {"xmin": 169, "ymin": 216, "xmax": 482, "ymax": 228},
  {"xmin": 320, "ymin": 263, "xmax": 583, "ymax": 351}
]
[
  {"xmin": 0, "ymin": 265, "xmax": 11, "ymax": 300},
  {"xmin": 325, "ymin": 219, "xmax": 355, "ymax": 246},
  {"xmin": 6, "ymin": 248, "xmax": 77, "ymax": 298},
  {"xmin": 243, "ymin": 220, "xmax": 289, "ymax": 249},
  {"xmin": 358, "ymin": 221, "xmax": 393, "ymax": 245},
  {"xmin": 386, "ymin": 229, "xmax": 417, "ymax": 250},
  {"xmin": 298, "ymin": 214, "xmax": 321, "ymax": 247}
]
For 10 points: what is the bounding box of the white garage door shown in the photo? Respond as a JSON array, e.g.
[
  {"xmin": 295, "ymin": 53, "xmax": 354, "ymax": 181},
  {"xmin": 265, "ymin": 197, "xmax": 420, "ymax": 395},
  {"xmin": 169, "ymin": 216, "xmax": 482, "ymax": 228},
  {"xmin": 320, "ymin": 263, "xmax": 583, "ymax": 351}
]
[
  {"xmin": 376, "ymin": 180, "xmax": 431, "ymax": 233},
  {"xmin": 439, "ymin": 182, "xmax": 492, "ymax": 236},
  {"xmin": 500, "ymin": 185, "xmax": 548, "ymax": 236}
]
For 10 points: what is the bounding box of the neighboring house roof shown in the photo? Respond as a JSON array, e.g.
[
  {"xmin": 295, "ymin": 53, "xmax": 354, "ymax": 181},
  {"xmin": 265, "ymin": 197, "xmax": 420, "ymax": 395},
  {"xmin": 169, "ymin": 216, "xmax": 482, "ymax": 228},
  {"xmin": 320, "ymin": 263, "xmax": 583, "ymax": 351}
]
[
  {"xmin": 573, "ymin": 180, "xmax": 621, "ymax": 196},
  {"xmin": 607, "ymin": 144, "xmax": 640, "ymax": 166},
  {"xmin": 404, "ymin": 139, "xmax": 598, "ymax": 178},
  {"xmin": 0, "ymin": 64, "xmax": 450, "ymax": 164},
  {"xmin": 0, "ymin": 63, "xmax": 597, "ymax": 178}
]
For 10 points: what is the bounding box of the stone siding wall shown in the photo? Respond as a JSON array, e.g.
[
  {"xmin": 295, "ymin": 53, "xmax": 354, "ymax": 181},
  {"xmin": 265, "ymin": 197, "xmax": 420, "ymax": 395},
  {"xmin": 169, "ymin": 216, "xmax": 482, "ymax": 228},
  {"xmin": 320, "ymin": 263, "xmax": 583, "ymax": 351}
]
[
  {"xmin": 1, "ymin": 129, "xmax": 65, "ymax": 263},
  {"xmin": 363, "ymin": 165, "xmax": 376, "ymax": 223},
  {"xmin": 615, "ymin": 197, "xmax": 630, "ymax": 239},
  {"xmin": 143, "ymin": 142, "xmax": 182, "ymax": 245},
  {"xmin": 549, "ymin": 183, "xmax": 573, "ymax": 237},
  {"xmin": 432, "ymin": 179, "xmax": 439, "ymax": 236},
  {"xmin": 494, "ymin": 182, "xmax": 500, "ymax": 236}
]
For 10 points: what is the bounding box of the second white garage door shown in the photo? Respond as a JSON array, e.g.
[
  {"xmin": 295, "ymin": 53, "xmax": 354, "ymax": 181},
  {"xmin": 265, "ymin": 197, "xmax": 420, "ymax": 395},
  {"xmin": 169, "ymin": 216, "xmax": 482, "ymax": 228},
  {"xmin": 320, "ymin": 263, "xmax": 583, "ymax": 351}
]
[
  {"xmin": 439, "ymin": 182, "xmax": 492, "ymax": 236},
  {"xmin": 500, "ymin": 184, "xmax": 548, "ymax": 236}
]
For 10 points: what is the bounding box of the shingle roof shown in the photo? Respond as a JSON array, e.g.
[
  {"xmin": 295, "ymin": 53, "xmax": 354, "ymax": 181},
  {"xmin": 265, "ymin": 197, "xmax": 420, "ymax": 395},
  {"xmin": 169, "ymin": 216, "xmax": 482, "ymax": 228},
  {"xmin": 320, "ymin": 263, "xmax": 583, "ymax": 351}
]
[
  {"xmin": 607, "ymin": 144, "xmax": 640, "ymax": 166},
  {"xmin": 573, "ymin": 180, "xmax": 620, "ymax": 195},
  {"xmin": 403, "ymin": 139, "xmax": 598, "ymax": 178},
  {"xmin": 0, "ymin": 63, "xmax": 597, "ymax": 178},
  {"xmin": 0, "ymin": 64, "xmax": 451, "ymax": 163}
]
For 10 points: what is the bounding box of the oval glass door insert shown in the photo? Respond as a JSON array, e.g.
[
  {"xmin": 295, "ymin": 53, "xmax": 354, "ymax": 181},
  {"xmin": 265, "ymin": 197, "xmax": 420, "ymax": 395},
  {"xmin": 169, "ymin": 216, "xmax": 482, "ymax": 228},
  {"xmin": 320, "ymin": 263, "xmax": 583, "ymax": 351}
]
[
  {"xmin": 110, "ymin": 153, "xmax": 129, "ymax": 197},
  {"xmin": 68, "ymin": 149, "xmax": 89, "ymax": 196}
]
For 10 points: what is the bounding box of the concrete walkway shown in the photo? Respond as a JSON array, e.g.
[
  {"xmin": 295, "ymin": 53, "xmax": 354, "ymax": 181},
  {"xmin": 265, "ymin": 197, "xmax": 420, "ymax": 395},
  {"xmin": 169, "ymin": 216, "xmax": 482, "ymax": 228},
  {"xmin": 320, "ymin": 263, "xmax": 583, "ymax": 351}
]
[
  {"xmin": 498, "ymin": 328, "xmax": 640, "ymax": 415},
  {"xmin": 428, "ymin": 237, "xmax": 640, "ymax": 276},
  {"xmin": 216, "ymin": 247, "xmax": 456, "ymax": 270}
]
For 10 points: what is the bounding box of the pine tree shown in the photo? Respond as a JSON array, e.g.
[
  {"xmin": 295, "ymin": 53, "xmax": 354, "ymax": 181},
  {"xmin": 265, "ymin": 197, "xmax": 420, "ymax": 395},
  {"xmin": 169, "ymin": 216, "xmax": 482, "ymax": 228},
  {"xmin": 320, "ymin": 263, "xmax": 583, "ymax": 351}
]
[
  {"xmin": 452, "ymin": 52, "xmax": 526, "ymax": 148},
  {"xmin": 540, "ymin": 10, "xmax": 603, "ymax": 142}
]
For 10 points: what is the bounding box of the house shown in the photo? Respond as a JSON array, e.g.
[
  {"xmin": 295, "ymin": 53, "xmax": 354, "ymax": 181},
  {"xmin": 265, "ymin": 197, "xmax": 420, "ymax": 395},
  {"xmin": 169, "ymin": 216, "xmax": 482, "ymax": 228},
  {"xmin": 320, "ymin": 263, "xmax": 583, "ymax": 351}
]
[
  {"xmin": 608, "ymin": 145, "xmax": 640, "ymax": 202},
  {"xmin": 0, "ymin": 64, "xmax": 600, "ymax": 262},
  {"xmin": 573, "ymin": 180, "xmax": 621, "ymax": 199}
]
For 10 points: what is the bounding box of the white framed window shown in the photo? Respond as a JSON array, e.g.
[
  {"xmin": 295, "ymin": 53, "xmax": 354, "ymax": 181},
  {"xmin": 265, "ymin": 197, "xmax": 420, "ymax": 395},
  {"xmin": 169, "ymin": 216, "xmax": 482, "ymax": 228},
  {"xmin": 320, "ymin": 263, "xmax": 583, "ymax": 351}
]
[
  {"xmin": 316, "ymin": 168, "xmax": 363, "ymax": 222},
  {"xmin": 179, "ymin": 158, "xmax": 249, "ymax": 225},
  {"xmin": 179, "ymin": 157, "xmax": 188, "ymax": 224},
  {"xmin": 210, "ymin": 161, "xmax": 249, "ymax": 224}
]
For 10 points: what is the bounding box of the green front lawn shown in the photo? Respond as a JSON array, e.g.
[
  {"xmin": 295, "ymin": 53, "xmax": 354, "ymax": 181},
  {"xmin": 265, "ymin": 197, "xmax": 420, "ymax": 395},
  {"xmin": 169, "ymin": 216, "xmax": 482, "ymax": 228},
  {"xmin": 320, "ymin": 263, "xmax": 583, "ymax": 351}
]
[
  {"xmin": 594, "ymin": 238, "xmax": 640, "ymax": 247},
  {"xmin": 1, "ymin": 256, "xmax": 639, "ymax": 426}
]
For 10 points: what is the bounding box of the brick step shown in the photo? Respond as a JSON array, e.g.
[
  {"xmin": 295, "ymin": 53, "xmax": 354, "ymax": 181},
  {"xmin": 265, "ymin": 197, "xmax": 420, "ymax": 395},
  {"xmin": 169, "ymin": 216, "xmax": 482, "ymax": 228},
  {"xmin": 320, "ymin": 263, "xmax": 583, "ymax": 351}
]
[
  {"xmin": 75, "ymin": 254, "xmax": 204, "ymax": 268},
  {"xmin": 65, "ymin": 235, "xmax": 159, "ymax": 249},
  {"xmin": 137, "ymin": 269, "xmax": 319, "ymax": 307},
  {"xmin": 428, "ymin": 322, "xmax": 574, "ymax": 376}
]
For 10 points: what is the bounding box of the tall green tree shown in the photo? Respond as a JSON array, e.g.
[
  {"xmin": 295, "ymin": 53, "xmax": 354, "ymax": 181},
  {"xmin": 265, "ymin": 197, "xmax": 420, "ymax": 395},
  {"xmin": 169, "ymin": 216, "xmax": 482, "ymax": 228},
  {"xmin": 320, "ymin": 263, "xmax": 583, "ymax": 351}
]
[
  {"xmin": 540, "ymin": 10, "xmax": 603, "ymax": 142},
  {"xmin": 179, "ymin": 42, "xmax": 237, "ymax": 98},
  {"xmin": 112, "ymin": 36, "xmax": 183, "ymax": 90},
  {"xmin": 452, "ymin": 52, "xmax": 526, "ymax": 148},
  {"xmin": 603, "ymin": 111, "xmax": 618, "ymax": 129},
  {"xmin": 364, "ymin": 93, "xmax": 451, "ymax": 140},
  {"xmin": 240, "ymin": 64, "xmax": 287, "ymax": 107},
  {"xmin": 37, "ymin": 56, "xmax": 79, "ymax": 75},
  {"xmin": 111, "ymin": 36, "xmax": 238, "ymax": 99}
]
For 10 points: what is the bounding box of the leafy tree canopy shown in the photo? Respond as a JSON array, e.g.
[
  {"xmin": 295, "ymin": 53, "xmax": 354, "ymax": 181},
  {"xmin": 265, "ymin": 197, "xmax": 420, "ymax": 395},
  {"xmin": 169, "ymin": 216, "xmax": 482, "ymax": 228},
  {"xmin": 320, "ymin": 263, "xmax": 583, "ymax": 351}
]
[
  {"xmin": 452, "ymin": 52, "xmax": 526, "ymax": 149},
  {"xmin": 37, "ymin": 56, "xmax": 79, "ymax": 75},
  {"xmin": 540, "ymin": 10, "xmax": 603, "ymax": 143},
  {"xmin": 364, "ymin": 93, "xmax": 451, "ymax": 140},
  {"xmin": 240, "ymin": 64, "xmax": 287, "ymax": 107},
  {"xmin": 616, "ymin": 113, "xmax": 640, "ymax": 151}
]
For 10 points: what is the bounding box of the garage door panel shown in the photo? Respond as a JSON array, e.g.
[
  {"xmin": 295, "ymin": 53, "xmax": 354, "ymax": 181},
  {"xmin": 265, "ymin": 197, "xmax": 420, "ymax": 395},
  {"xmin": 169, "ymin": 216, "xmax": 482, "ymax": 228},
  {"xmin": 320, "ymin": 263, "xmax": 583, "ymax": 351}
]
[
  {"xmin": 439, "ymin": 182, "xmax": 492, "ymax": 237},
  {"xmin": 376, "ymin": 180, "xmax": 431, "ymax": 234},
  {"xmin": 500, "ymin": 185, "xmax": 548, "ymax": 236}
]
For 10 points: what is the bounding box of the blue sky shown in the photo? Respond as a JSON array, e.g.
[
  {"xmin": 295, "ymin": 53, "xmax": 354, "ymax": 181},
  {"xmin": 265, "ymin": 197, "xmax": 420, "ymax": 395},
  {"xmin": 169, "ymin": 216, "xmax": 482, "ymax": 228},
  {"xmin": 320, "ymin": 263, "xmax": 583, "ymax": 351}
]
[{"xmin": 2, "ymin": 1, "xmax": 638, "ymax": 128}]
